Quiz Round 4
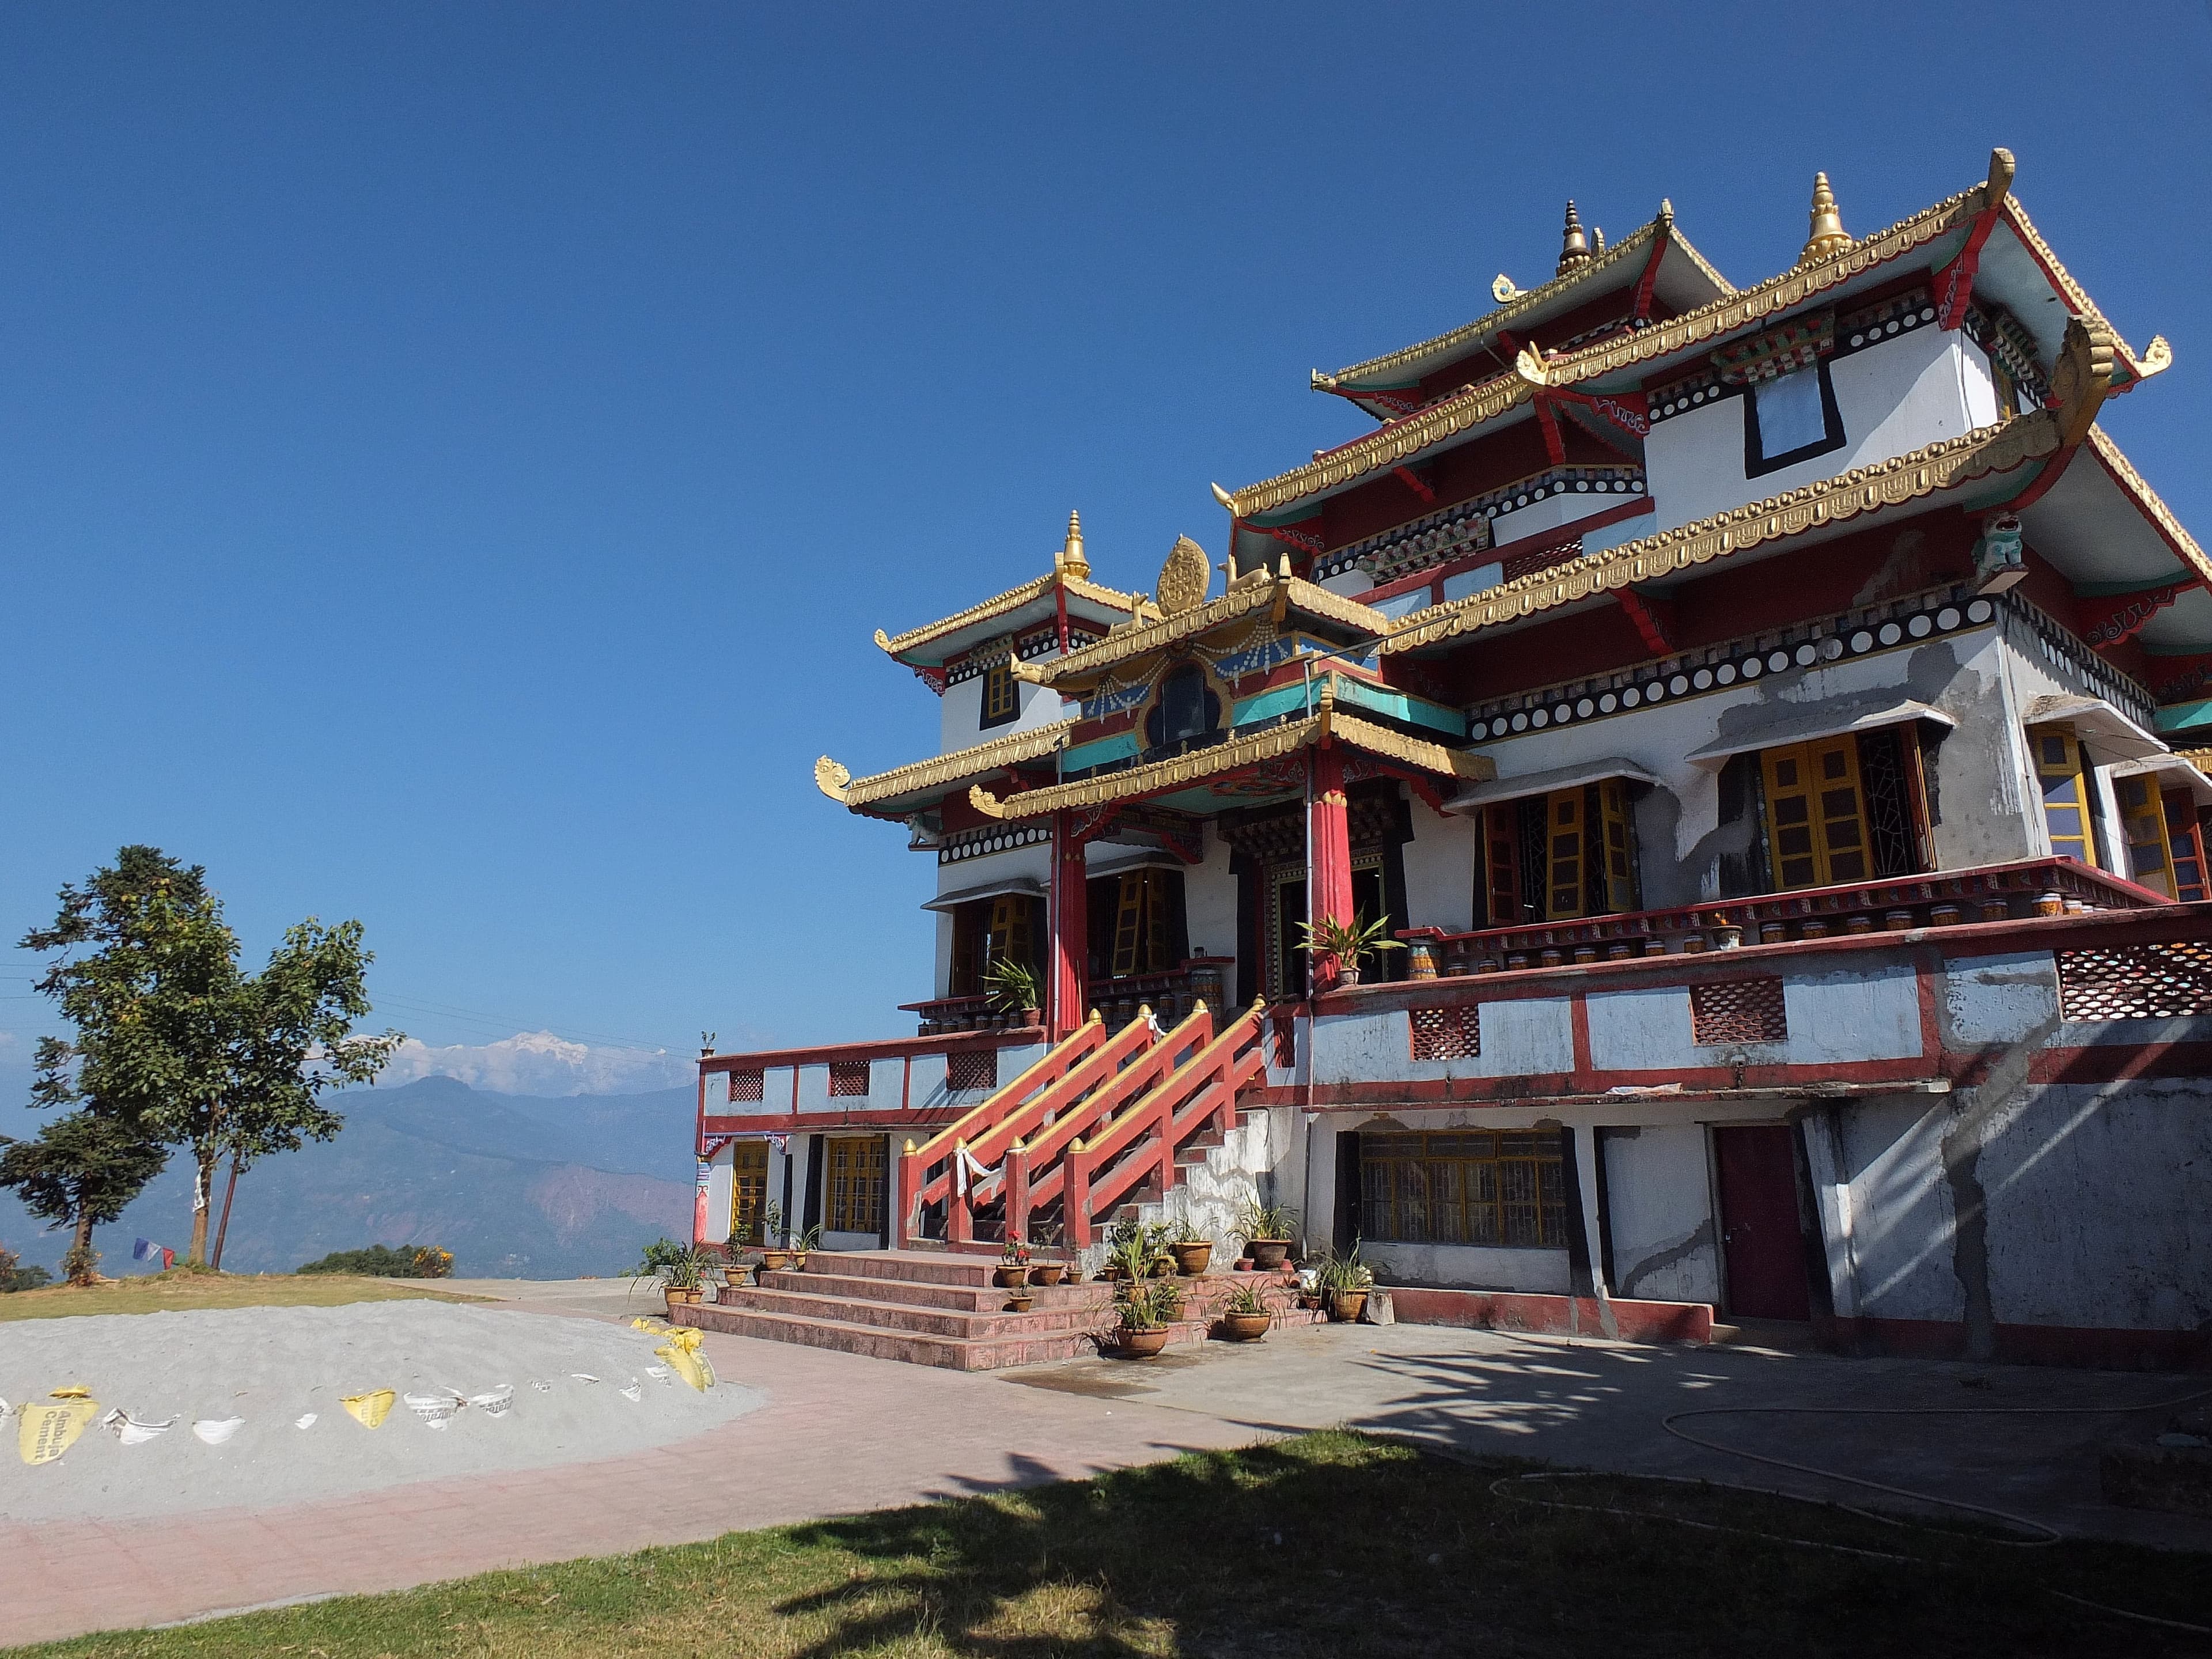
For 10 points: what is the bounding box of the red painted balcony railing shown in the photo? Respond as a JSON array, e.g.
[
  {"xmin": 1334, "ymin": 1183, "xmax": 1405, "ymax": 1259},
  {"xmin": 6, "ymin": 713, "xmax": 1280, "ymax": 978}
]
[
  {"xmin": 1399, "ymin": 857, "xmax": 2165, "ymax": 976},
  {"xmin": 1064, "ymin": 1000, "xmax": 1269, "ymax": 1247}
]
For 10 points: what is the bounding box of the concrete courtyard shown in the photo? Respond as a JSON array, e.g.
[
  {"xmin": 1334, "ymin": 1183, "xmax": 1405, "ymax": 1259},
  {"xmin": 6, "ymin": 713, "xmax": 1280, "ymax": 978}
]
[{"xmin": 3, "ymin": 1278, "xmax": 2207, "ymax": 1646}]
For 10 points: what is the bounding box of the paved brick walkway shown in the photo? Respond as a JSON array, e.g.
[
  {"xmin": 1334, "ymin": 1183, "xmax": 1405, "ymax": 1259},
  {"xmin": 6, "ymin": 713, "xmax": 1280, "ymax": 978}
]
[
  {"xmin": 0, "ymin": 1318, "xmax": 1257, "ymax": 1647},
  {"xmin": 7, "ymin": 1288, "xmax": 2209, "ymax": 1647}
]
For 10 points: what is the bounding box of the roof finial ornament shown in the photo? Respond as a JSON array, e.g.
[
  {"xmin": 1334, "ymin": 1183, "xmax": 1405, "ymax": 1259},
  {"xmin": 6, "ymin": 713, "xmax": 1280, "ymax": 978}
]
[
  {"xmin": 1058, "ymin": 509, "xmax": 1089, "ymax": 579},
  {"xmin": 1556, "ymin": 200, "xmax": 1592, "ymax": 275},
  {"xmin": 1800, "ymin": 171, "xmax": 1851, "ymax": 266}
]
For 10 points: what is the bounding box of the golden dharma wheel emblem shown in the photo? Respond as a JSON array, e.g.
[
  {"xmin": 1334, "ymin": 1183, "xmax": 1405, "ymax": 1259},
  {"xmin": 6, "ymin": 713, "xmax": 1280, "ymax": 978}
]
[{"xmin": 1155, "ymin": 535, "xmax": 1211, "ymax": 614}]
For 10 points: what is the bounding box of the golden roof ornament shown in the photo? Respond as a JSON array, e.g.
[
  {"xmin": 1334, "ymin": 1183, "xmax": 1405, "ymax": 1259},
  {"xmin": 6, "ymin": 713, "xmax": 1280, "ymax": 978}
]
[
  {"xmin": 1555, "ymin": 200, "xmax": 1592, "ymax": 275},
  {"xmin": 1799, "ymin": 172, "xmax": 1851, "ymax": 266},
  {"xmin": 1156, "ymin": 535, "xmax": 1210, "ymax": 614},
  {"xmin": 1491, "ymin": 273, "xmax": 1521, "ymax": 302},
  {"xmin": 1056, "ymin": 509, "xmax": 1089, "ymax": 580}
]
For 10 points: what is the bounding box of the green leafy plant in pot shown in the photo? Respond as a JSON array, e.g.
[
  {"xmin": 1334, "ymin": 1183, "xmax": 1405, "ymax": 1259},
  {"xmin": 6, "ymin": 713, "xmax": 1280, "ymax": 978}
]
[
  {"xmin": 1236, "ymin": 1199, "xmax": 1300, "ymax": 1271},
  {"xmin": 1294, "ymin": 908, "xmax": 1404, "ymax": 990},
  {"xmin": 1317, "ymin": 1240, "xmax": 1374, "ymax": 1323},
  {"xmin": 1109, "ymin": 1276, "xmax": 1172, "ymax": 1359},
  {"xmin": 630, "ymin": 1238, "xmax": 709, "ymax": 1315},
  {"xmin": 757, "ymin": 1200, "xmax": 794, "ymax": 1272},
  {"xmin": 997, "ymin": 1233, "xmax": 1032, "ymax": 1288},
  {"xmin": 1169, "ymin": 1217, "xmax": 1214, "ymax": 1277},
  {"xmin": 983, "ymin": 957, "xmax": 1043, "ymax": 1029},
  {"xmin": 1220, "ymin": 1277, "xmax": 1273, "ymax": 1341}
]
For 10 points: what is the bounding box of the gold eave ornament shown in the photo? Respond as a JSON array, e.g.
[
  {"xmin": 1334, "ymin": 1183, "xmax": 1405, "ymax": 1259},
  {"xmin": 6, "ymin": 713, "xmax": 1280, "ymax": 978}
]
[{"xmin": 816, "ymin": 720, "xmax": 1077, "ymax": 810}]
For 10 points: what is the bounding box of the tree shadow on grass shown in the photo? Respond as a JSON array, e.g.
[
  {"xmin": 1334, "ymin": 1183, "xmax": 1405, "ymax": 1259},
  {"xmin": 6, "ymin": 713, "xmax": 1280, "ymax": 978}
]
[{"xmin": 763, "ymin": 1431, "xmax": 2212, "ymax": 1659}]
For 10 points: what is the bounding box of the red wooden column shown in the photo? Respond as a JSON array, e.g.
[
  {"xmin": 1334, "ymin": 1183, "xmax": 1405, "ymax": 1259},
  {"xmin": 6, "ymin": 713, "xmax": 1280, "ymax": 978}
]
[
  {"xmin": 1308, "ymin": 745, "xmax": 1354, "ymax": 989},
  {"xmin": 1049, "ymin": 809, "xmax": 1089, "ymax": 1040}
]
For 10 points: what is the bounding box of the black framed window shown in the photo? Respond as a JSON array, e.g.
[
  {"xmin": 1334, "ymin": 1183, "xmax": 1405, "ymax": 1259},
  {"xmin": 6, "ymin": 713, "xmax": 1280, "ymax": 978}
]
[
  {"xmin": 979, "ymin": 660, "xmax": 1019, "ymax": 729},
  {"xmin": 1743, "ymin": 361, "xmax": 1846, "ymax": 478}
]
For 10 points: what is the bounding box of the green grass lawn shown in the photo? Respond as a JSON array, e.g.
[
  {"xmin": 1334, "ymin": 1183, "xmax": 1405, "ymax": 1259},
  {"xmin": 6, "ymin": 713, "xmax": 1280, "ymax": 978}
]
[
  {"xmin": 9, "ymin": 1431, "xmax": 2207, "ymax": 1657},
  {"xmin": 0, "ymin": 1268, "xmax": 482, "ymax": 1323}
]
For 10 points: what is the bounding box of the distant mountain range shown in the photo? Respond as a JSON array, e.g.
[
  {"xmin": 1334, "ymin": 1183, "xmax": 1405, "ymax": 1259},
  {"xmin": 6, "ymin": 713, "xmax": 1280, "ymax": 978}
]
[{"xmin": 0, "ymin": 1077, "xmax": 698, "ymax": 1281}]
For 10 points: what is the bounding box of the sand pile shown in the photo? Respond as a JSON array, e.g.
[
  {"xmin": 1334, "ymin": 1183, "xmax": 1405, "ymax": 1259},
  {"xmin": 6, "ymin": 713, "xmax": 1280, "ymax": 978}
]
[{"xmin": 0, "ymin": 1301, "xmax": 763, "ymax": 1521}]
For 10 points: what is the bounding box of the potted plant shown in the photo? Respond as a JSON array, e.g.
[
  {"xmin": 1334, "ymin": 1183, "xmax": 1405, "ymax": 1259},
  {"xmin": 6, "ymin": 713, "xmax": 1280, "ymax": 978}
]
[
  {"xmin": 758, "ymin": 1201, "xmax": 795, "ymax": 1272},
  {"xmin": 1319, "ymin": 1241, "xmax": 1374, "ymax": 1323},
  {"xmin": 1006, "ymin": 1288, "xmax": 1035, "ymax": 1313},
  {"xmin": 1294, "ymin": 1263, "xmax": 1325, "ymax": 1310},
  {"xmin": 791, "ymin": 1224, "xmax": 822, "ymax": 1271},
  {"xmin": 1108, "ymin": 1278, "xmax": 1171, "ymax": 1359},
  {"xmin": 983, "ymin": 957, "xmax": 1043, "ymax": 1029},
  {"xmin": 1169, "ymin": 1221, "xmax": 1214, "ymax": 1277},
  {"xmin": 1145, "ymin": 1222, "xmax": 1177, "ymax": 1277},
  {"xmin": 1027, "ymin": 1222, "xmax": 1066, "ymax": 1284},
  {"xmin": 1237, "ymin": 1200, "xmax": 1300, "ymax": 1272},
  {"xmin": 630, "ymin": 1238, "xmax": 707, "ymax": 1315},
  {"xmin": 1156, "ymin": 1278, "xmax": 1188, "ymax": 1323},
  {"xmin": 997, "ymin": 1234, "xmax": 1032, "ymax": 1288},
  {"xmin": 1294, "ymin": 908, "xmax": 1405, "ymax": 989},
  {"xmin": 1220, "ymin": 1278, "xmax": 1272, "ymax": 1341}
]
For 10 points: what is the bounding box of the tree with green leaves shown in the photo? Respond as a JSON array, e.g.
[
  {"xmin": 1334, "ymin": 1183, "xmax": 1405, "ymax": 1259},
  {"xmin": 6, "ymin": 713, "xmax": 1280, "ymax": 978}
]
[
  {"xmin": 21, "ymin": 845, "xmax": 403, "ymax": 1267},
  {"xmin": 0, "ymin": 1112, "xmax": 169, "ymax": 1283}
]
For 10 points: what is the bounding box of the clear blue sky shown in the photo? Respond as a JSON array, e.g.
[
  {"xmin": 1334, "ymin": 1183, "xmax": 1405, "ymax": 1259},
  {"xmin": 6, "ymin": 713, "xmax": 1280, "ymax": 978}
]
[{"xmin": 5, "ymin": 2, "xmax": 2208, "ymax": 1085}]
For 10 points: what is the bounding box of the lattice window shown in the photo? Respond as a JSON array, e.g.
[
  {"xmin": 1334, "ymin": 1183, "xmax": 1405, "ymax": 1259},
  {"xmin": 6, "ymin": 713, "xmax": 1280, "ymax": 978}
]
[
  {"xmin": 2058, "ymin": 942, "xmax": 2212, "ymax": 1021},
  {"xmin": 1410, "ymin": 1004, "xmax": 1480, "ymax": 1060},
  {"xmin": 727, "ymin": 1069, "xmax": 764, "ymax": 1104},
  {"xmin": 1360, "ymin": 1131, "xmax": 1566, "ymax": 1247},
  {"xmin": 828, "ymin": 1060, "xmax": 872, "ymax": 1097},
  {"xmin": 1690, "ymin": 978, "xmax": 1788, "ymax": 1045},
  {"xmin": 946, "ymin": 1049, "xmax": 997, "ymax": 1093}
]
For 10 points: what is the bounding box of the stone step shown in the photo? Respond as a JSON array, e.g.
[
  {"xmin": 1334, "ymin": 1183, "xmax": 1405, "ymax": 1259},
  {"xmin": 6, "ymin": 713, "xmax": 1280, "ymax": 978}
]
[
  {"xmin": 787, "ymin": 1249, "xmax": 1006, "ymax": 1288},
  {"xmin": 756, "ymin": 1267, "xmax": 1107, "ymax": 1315},
  {"xmin": 683, "ymin": 1301, "xmax": 1105, "ymax": 1370},
  {"xmin": 719, "ymin": 1283, "xmax": 1105, "ymax": 1341}
]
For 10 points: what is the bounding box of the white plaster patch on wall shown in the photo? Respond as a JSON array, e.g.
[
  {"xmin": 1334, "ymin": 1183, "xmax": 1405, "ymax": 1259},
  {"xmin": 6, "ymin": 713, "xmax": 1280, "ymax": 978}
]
[
  {"xmin": 1941, "ymin": 952, "xmax": 2058, "ymax": 1047},
  {"xmin": 1364, "ymin": 1240, "xmax": 1573, "ymax": 1294},
  {"xmin": 1586, "ymin": 986, "xmax": 1696, "ymax": 1072},
  {"xmin": 1309, "ymin": 997, "xmax": 1575, "ymax": 1085},
  {"xmin": 1839, "ymin": 1095, "xmax": 1965, "ymax": 1323},
  {"xmin": 1400, "ymin": 802, "xmax": 1477, "ymax": 934},
  {"xmin": 1977, "ymin": 1081, "xmax": 2212, "ymax": 1331},
  {"xmin": 1779, "ymin": 968, "xmax": 1922, "ymax": 1064},
  {"xmin": 1601, "ymin": 1124, "xmax": 1719, "ymax": 1303}
]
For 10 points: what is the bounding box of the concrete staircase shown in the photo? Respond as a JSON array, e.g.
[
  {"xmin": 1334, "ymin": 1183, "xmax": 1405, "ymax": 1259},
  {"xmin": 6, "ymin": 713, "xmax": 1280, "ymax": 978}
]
[{"xmin": 677, "ymin": 1249, "xmax": 1323, "ymax": 1372}]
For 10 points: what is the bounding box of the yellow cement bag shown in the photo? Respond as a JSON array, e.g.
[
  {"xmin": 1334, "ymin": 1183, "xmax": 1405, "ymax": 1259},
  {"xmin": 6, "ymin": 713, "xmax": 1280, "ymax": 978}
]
[
  {"xmin": 342, "ymin": 1389, "xmax": 397, "ymax": 1429},
  {"xmin": 654, "ymin": 1327, "xmax": 715, "ymax": 1392},
  {"xmin": 20, "ymin": 1395, "xmax": 99, "ymax": 1465}
]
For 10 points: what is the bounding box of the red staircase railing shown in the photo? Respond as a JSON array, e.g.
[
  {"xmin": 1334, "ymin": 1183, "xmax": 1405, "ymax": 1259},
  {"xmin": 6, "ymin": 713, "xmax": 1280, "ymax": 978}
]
[
  {"xmin": 1063, "ymin": 999, "xmax": 1270, "ymax": 1248},
  {"xmin": 899, "ymin": 1008, "xmax": 1149, "ymax": 1247}
]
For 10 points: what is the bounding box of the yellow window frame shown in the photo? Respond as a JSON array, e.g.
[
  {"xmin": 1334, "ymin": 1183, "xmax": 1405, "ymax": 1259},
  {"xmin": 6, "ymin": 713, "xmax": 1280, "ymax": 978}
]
[
  {"xmin": 2029, "ymin": 724, "xmax": 2098, "ymax": 868},
  {"xmin": 1762, "ymin": 736, "xmax": 1872, "ymax": 890},
  {"xmin": 825, "ymin": 1136, "xmax": 887, "ymax": 1236}
]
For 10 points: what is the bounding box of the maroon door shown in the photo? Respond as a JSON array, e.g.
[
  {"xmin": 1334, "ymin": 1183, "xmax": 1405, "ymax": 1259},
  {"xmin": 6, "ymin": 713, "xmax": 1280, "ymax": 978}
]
[{"xmin": 1714, "ymin": 1126, "xmax": 1812, "ymax": 1321}]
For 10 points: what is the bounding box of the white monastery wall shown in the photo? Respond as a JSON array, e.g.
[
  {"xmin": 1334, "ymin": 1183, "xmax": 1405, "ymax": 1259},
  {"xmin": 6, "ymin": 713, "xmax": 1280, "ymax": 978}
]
[
  {"xmin": 1400, "ymin": 800, "xmax": 1477, "ymax": 934},
  {"xmin": 935, "ymin": 671, "xmax": 1069, "ymax": 754},
  {"xmin": 1185, "ymin": 827, "xmax": 1241, "ymax": 970},
  {"xmin": 1309, "ymin": 996, "xmax": 1576, "ymax": 1087},
  {"xmin": 1582, "ymin": 968, "xmax": 1922, "ymax": 1070},
  {"xmin": 1649, "ymin": 328, "xmax": 1985, "ymax": 533},
  {"xmin": 1461, "ymin": 622, "xmax": 2035, "ymax": 904},
  {"xmin": 1602, "ymin": 1124, "xmax": 1721, "ymax": 1303}
]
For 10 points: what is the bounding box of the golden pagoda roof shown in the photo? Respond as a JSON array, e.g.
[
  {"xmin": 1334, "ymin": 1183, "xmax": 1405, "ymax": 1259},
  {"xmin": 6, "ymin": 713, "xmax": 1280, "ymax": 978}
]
[
  {"xmin": 1226, "ymin": 154, "xmax": 2158, "ymax": 524},
  {"xmin": 875, "ymin": 571, "xmax": 1141, "ymax": 664},
  {"xmin": 1324, "ymin": 210, "xmax": 1733, "ymax": 391},
  {"xmin": 816, "ymin": 719, "xmax": 1074, "ymax": 812},
  {"xmin": 1380, "ymin": 408, "xmax": 2067, "ymax": 655},
  {"xmin": 966, "ymin": 689, "xmax": 1491, "ymax": 820},
  {"xmin": 1018, "ymin": 565, "xmax": 1394, "ymax": 690}
]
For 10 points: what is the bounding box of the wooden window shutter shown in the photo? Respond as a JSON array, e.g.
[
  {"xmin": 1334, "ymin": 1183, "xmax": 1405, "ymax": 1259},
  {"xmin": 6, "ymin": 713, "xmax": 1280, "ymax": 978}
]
[
  {"xmin": 1761, "ymin": 738, "xmax": 1872, "ymax": 890},
  {"xmin": 2030, "ymin": 724, "xmax": 2097, "ymax": 868},
  {"xmin": 1111, "ymin": 870, "xmax": 1167, "ymax": 978},
  {"xmin": 1596, "ymin": 778, "xmax": 1639, "ymax": 913},
  {"xmin": 2117, "ymin": 775, "xmax": 2176, "ymax": 896},
  {"xmin": 1482, "ymin": 803, "xmax": 1521, "ymax": 926},
  {"xmin": 1544, "ymin": 789, "xmax": 1585, "ymax": 921},
  {"xmin": 2165, "ymin": 790, "xmax": 2209, "ymax": 903}
]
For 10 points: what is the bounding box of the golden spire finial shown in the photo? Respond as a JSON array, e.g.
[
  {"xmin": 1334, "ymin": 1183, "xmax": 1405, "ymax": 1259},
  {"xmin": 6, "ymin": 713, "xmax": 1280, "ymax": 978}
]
[
  {"xmin": 1800, "ymin": 172, "xmax": 1851, "ymax": 266},
  {"xmin": 1555, "ymin": 200, "xmax": 1591, "ymax": 275},
  {"xmin": 1056, "ymin": 509, "xmax": 1089, "ymax": 579}
]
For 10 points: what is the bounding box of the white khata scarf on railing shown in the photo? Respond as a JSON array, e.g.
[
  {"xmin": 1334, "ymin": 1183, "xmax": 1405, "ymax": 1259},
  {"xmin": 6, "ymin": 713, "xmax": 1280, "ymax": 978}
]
[{"xmin": 953, "ymin": 1144, "xmax": 996, "ymax": 1199}]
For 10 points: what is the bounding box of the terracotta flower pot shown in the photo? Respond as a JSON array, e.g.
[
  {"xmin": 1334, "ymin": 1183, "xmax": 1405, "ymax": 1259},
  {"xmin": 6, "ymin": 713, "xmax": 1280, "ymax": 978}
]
[
  {"xmin": 1248, "ymin": 1240, "xmax": 1291, "ymax": 1271},
  {"xmin": 1328, "ymin": 1289, "xmax": 1369, "ymax": 1323},
  {"xmin": 1031, "ymin": 1263, "xmax": 1066, "ymax": 1287},
  {"xmin": 1171, "ymin": 1241, "xmax": 1213, "ymax": 1276},
  {"xmin": 1221, "ymin": 1310, "xmax": 1272, "ymax": 1342},
  {"xmin": 1112, "ymin": 1327, "xmax": 1171, "ymax": 1359},
  {"xmin": 760, "ymin": 1250, "xmax": 795, "ymax": 1272},
  {"xmin": 1006, "ymin": 1293, "xmax": 1035, "ymax": 1313},
  {"xmin": 664, "ymin": 1287, "xmax": 700, "ymax": 1316},
  {"xmin": 995, "ymin": 1264, "xmax": 1029, "ymax": 1288}
]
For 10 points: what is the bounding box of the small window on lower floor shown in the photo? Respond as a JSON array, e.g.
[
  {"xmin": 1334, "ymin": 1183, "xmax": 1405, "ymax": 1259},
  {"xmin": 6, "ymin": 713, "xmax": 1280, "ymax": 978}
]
[{"xmin": 1358, "ymin": 1131, "xmax": 1567, "ymax": 1248}]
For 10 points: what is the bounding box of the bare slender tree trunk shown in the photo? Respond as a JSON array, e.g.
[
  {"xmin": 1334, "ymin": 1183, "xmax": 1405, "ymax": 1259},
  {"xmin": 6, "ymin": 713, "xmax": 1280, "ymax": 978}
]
[
  {"xmin": 187, "ymin": 1152, "xmax": 216, "ymax": 1266},
  {"xmin": 210, "ymin": 1155, "xmax": 242, "ymax": 1271},
  {"xmin": 69, "ymin": 1210, "xmax": 95, "ymax": 1286}
]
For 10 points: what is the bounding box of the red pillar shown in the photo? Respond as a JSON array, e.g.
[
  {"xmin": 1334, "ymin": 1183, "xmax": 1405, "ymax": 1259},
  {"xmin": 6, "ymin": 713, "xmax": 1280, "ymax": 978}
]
[
  {"xmin": 1050, "ymin": 809, "xmax": 1089, "ymax": 1040},
  {"xmin": 1309, "ymin": 745, "xmax": 1354, "ymax": 991}
]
